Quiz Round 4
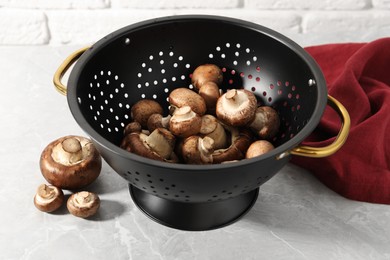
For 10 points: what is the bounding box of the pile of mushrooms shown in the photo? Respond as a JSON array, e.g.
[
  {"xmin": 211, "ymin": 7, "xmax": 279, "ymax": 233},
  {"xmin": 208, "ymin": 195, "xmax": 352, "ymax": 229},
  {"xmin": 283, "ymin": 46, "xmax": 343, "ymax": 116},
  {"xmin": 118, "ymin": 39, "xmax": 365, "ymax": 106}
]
[
  {"xmin": 34, "ymin": 135, "xmax": 101, "ymax": 218},
  {"xmin": 121, "ymin": 64, "xmax": 280, "ymax": 164}
]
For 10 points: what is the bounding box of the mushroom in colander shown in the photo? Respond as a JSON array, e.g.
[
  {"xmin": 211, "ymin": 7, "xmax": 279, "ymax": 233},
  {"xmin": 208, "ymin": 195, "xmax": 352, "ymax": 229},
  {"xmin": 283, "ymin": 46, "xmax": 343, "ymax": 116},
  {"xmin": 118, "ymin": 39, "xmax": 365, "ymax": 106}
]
[{"xmin": 216, "ymin": 89, "xmax": 257, "ymax": 127}]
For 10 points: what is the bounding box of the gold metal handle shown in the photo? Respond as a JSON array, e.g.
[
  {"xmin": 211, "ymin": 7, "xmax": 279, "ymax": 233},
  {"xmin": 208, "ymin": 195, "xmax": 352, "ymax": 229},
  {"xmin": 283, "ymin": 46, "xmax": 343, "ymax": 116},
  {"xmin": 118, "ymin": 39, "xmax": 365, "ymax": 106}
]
[
  {"xmin": 289, "ymin": 95, "xmax": 350, "ymax": 158},
  {"xmin": 53, "ymin": 46, "xmax": 90, "ymax": 95}
]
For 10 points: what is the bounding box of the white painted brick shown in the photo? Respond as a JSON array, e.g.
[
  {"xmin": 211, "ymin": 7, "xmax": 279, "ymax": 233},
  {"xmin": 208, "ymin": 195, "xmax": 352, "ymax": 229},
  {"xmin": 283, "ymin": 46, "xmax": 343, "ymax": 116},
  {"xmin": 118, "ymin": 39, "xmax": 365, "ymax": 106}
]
[
  {"xmin": 245, "ymin": 0, "xmax": 370, "ymax": 10},
  {"xmin": 111, "ymin": 0, "xmax": 239, "ymax": 9},
  {"xmin": 0, "ymin": 0, "xmax": 109, "ymax": 9},
  {"xmin": 173, "ymin": 10, "xmax": 301, "ymax": 34},
  {"xmin": 0, "ymin": 10, "xmax": 49, "ymax": 44},
  {"xmin": 372, "ymin": 0, "xmax": 390, "ymax": 8},
  {"xmin": 303, "ymin": 11, "xmax": 390, "ymax": 34},
  {"xmin": 47, "ymin": 10, "xmax": 301, "ymax": 45},
  {"xmin": 47, "ymin": 10, "xmax": 175, "ymax": 45}
]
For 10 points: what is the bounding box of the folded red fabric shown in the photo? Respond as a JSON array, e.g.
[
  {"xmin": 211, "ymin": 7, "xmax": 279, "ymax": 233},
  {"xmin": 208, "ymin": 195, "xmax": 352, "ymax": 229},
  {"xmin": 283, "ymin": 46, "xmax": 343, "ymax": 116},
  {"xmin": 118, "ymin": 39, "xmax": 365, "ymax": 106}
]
[{"xmin": 291, "ymin": 38, "xmax": 390, "ymax": 204}]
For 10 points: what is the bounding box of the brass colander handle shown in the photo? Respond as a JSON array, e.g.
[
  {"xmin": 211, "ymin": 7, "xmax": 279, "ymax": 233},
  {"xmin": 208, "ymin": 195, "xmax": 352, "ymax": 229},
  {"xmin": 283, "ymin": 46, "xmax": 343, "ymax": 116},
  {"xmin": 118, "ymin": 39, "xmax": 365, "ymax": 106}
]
[
  {"xmin": 289, "ymin": 95, "xmax": 351, "ymax": 158},
  {"xmin": 53, "ymin": 46, "xmax": 90, "ymax": 95}
]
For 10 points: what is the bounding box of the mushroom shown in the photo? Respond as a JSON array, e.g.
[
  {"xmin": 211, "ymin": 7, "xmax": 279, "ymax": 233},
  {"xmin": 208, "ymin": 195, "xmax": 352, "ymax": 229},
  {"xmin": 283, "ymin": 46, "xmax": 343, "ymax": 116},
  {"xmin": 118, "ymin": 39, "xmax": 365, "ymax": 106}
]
[
  {"xmin": 181, "ymin": 136, "xmax": 214, "ymax": 164},
  {"xmin": 147, "ymin": 113, "xmax": 171, "ymax": 133},
  {"xmin": 168, "ymin": 88, "xmax": 207, "ymax": 116},
  {"xmin": 212, "ymin": 127, "xmax": 253, "ymax": 164},
  {"xmin": 34, "ymin": 184, "xmax": 64, "ymax": 212},
  {"xmin": 131, "ymin": 99, "xmax": 163, "ymax": 128},
  {"xmin": 198, "ymin": 82, "xmax": 221, "ymax": 114},
  {"xmin": 123, "ymin": 121, "xmax": 142, "ymax": 136},
  {"xmin": 199, "ymin": 114, "xmax": 227, "ymax": 150},
  {"xmin": 126, "ymin": 127, "xmax": 177, "ymax": 162},
  {"xmin": 67, "ymin": 191, "xmax": 100, "ymax": 218},
  {"xmin": 40, "ymin": 136, "xmax": 102, "ymax": 190},
  {"xmin": 191, "ymin": 64, "xmax": 223, "ymax": 90},
  {"xmin": 245, "ymin": 140, "xmax": 275, "ymax": 159},
  {"xmin": 249, "ymin": 106, "xmax": 280, "ymax": 140},
  {"xmin": 169, "ymin": 106, "xmax": 202, "ymax": 138},
  {"xmin": 216, "ymin": 89, "xmax": 257, "ymax": 127}
]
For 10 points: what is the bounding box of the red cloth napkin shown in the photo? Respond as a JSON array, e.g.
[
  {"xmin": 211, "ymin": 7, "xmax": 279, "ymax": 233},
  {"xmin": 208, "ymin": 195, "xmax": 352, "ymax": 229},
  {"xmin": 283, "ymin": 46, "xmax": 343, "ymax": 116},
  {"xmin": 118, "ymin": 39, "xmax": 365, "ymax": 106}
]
[{"xmin": 291, "ymin": 38, "xmax": 390, "ymax": 204}]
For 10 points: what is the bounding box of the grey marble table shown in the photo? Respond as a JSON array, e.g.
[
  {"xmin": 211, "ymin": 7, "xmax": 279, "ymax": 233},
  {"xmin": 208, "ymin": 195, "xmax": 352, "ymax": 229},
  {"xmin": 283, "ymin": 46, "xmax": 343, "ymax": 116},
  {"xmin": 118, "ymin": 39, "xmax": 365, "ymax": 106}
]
[{"xmin": 1, "ymin": 35, "xmax": 389, "ymax": 260}]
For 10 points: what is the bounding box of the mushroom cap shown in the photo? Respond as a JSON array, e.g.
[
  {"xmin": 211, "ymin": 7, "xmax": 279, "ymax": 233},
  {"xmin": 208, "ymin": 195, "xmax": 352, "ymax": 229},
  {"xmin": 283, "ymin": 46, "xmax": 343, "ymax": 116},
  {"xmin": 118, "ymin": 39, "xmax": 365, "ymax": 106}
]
[
  {"xmin": 126, "ymin": 128, "xmax": 176, "ymax": 162},
  {"xmin": 198, "ymin": 82, "xmax": 220, "ymax": 114},
  {"xmin": 131, "ymin": 99, "xmax": 163, "ymax": 128},
  {"xmin": 123, "ymin": 121, "xmax": 142, "ymax": 136},
  {"xmin": 181, "ymin": 136, "xmax": 214, "ymax": 164},
  {"xmin": 67, "ymin": 191, "xmax": 100, "ymax": 218},
  {"xmin": 147, "ymin": 113, "xmax": 171, "ymax": 133},
  {"xmin": 168, "ymin": 88, "xmax": 207, "ymax": 116},
  {"xmin": 212, "ymin": 127, "xmax": 253, "ymax": 164},
  {"xmin": 249, "ymin": 106, "xmax": 280, "ymax": 140},
  {"xmin": 246, "ymin": 140, "xmax": 275, "ymax": 159},
  {"xmin": 200, "ymin": 114, "xmax": 228, "ymax": 150},
  {"xmin": 169, "ymin": 106, "xmax": 202, "ymax": 138},
  {"xmin": 191, "ymin": 64, "xmax": 223, "ymax": 90},
  {"xmin": 216, "ymin": 89, "xmax": 257, "ymax": 127},
  {"xmin": 33, "ymin": 184, "xmax": 64, "ymax": 213},
  {"xmin": 40, "ymin": 136, "xmax": 102, "ymax": 190}
]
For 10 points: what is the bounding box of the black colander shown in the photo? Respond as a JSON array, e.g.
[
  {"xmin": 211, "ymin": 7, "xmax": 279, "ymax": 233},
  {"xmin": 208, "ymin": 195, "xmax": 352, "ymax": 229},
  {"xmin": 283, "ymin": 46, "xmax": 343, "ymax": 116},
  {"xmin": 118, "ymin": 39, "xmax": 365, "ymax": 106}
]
[{"xmin": 54, "ymin": 15, "xmax": 350, "ymax": 231}]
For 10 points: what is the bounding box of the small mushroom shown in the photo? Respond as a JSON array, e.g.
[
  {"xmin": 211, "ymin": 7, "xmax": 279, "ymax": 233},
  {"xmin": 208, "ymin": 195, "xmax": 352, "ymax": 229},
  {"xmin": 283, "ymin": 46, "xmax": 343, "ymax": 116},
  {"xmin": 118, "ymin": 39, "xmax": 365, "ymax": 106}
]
[
  {"xmin": 181, "ymin": 136, "xmax": 214, "ymax": 164},
  {"xmin": 40, "ymin": 136, "xmax": 102, "ymax": 190},
  {"xmin": 126, "ymin": 128, "xmax": 177, "ymax": 162},
  {"xmin": 123, "ymin": 121, "xmax": 142, "ymax": 136},
  {"xmin": 216, "ymin": 89, "xmax": 257, "ymax": 127},
  {"xmin": 191, "ymin": 64, "xmax": 223, "ymax": 90},
  {"xmin": 147, "ymin": 113, "xmax": 171, "ymax": 133},
  {"xmin": 169, "ymin": 106, "xmax": 202, "ymax": 138},
  {"xmin": 131, "ymin": 99, "xmax": 163, "ymax": 128},
  {"xmin": 249, "ymin": 106, "xmax": 280, "ymax": 140},
  {"xmin": 199, "ymin": 114, "xmax": 227, "ymax": 150},
  {"xmin": 212, "ymin": 127, "xmax": 253, "ymax": 164},
  {"xmin": 169, "ymin": 88, "xmax": 207, "ymax": 116},
  {"xmin": 67, "ymin": 191, "xmax": 100, "ymax": 218},
  {"xmin": 34, "ymin": 184, "xmax": 64, "ymax": 212},
  {"xmin": 198, "ymin": 82, "xmax": 221, "ymax": 114},
  {"xmin": 245, "ymin": 140, "xmax": 275, "ymax": 159}
]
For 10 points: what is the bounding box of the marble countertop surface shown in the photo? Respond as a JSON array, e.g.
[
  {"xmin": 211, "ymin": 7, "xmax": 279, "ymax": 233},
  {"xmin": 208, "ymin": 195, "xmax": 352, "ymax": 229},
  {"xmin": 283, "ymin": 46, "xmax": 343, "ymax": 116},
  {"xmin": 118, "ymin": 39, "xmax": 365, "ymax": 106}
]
[{"xmin": 1, "ymin": 31, "xmax": 390, "ymax": 260}]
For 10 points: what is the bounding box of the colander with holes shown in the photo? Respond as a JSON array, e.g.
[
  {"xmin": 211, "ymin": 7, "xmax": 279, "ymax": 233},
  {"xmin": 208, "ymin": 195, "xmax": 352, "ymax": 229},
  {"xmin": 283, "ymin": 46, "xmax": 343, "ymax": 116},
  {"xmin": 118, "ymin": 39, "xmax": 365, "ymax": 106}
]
[{"xmin": 54, "ymin": 15, "xmax": 350, "ymax": 231}]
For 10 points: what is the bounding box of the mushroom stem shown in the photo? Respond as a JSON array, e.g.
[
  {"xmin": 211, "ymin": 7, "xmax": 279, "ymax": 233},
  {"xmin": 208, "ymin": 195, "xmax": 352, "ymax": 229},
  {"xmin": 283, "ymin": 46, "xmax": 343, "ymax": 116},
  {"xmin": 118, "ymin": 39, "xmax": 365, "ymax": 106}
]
[
  {"xmin": 62, "ymin": 137, "xmax": 83, "ymax": 163},
  {"xmin": 74, "ymin": 191, "xmax": 94, "ymax": 205},
  {"xmin": 198, "ymin": 136, "xmax": 214, "ymax": 164},
  {"xmin": 37, "ymin": 184, "xmax": 56, "ymax": 200}
]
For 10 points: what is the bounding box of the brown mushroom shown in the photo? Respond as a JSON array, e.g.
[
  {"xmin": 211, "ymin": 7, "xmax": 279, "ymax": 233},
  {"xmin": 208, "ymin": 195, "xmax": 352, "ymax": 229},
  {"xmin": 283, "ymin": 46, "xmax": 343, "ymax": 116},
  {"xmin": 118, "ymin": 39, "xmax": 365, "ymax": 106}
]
[
  {"xmin": 168, "ymin": 88, "xmax": 207, "ymax": 116},
  {"xmin": 212, "ymin": 127, "xmax": 253, "ymax": 164},
  {"xmin": 181, "ymin": 136, "xmax": 214, "ymax": 164},
  {"xmin": 198, "ymin": 82, "xmax": 221, "ymax": 114},
  {"xmin": 199, "ymin": 114, "xmax": 227, "ymax": 150},
  {"xmin": 34, "ymin": 184, "xmax": 64, "ymax": 212},
  {"xmin": 123, "ymin": 121, "xmax": 142, "ymax": 136},
  {"xmin": 67, "ymin": 191, "xmax": 100, "ymax": 218},
  {"xmin": 216, "ymin": 89, "xmax": 257, "ymax": 127},
  {"xmin": 249, "ymin": 106, "xmax": 280, "ymax": 140},
  {"xmin": 245, "ymin": 140, "xmax": 275, "ymax": 159},
  {"xmin": 169, "ymin": 106, "xmax": 202, "ymax": 138},
  {"xmin": 40, "ymin": 136, "xmax": 102, "ymax": 190},
  {"xmin": 131, "ymin": 99, "xmax": 163, "ymax": 128},
  {"xmin": 126, "ymin": 128, "xmax": 177, "ymax": 162},
  {"xmin": 191, "ymin": 64, "xmax": 223, "ymax": 90},
  {"xmin": 147, "ymin": 113, "xmax": 171, "ymax": 133}
]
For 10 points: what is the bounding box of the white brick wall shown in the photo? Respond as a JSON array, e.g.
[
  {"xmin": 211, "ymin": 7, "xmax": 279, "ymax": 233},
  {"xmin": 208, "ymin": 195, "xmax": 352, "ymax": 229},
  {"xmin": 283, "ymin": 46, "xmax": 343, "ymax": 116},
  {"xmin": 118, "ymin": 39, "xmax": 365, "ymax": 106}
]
[{"xmin": 0, "ymin": 0, "xmax": 389, "ymax": 45}]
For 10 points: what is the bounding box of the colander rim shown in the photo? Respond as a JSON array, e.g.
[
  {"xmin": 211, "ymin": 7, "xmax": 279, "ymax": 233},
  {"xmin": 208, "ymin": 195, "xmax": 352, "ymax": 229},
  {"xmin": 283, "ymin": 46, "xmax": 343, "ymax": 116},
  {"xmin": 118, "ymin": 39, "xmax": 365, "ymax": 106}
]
[{"xmin": 67, "ymin": 14, "xmax": 327, "ymax": 171}]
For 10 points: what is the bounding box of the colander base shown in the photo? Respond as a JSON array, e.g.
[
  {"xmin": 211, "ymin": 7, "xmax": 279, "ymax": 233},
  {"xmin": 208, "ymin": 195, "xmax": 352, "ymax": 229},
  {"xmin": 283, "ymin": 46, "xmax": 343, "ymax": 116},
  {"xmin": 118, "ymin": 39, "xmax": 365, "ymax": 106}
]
[{"xmin": 129, "ymin": 185, "xmax": 259, "ymax": 231}]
